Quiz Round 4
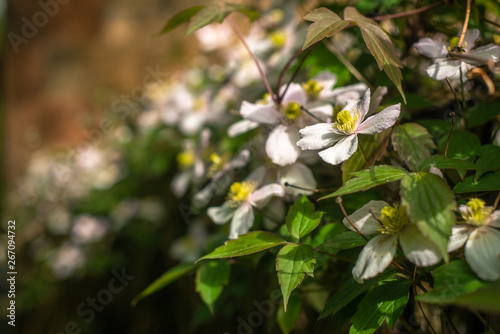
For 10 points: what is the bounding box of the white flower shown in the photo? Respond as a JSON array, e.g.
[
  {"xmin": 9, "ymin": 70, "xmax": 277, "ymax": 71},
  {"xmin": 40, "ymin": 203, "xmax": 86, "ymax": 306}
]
[
  {"xmin": 297, "ymin": 88, "xmax": 400, "ymax": 165},
  {"xmin": 207, "ymin": 172, "xmax": 284, "ymax": 239},
  {"xmin": 279, "ymin": 162, "xmax": 317, "ymax": 196},
  {"xmin": 71, "ymin": 215, "xmax": 108, "ymax": 244},
  {"xmin": 448, "ymin": 198, "xmax": 500, "ymax": 281},
  {"xmin": 344, "ymin": 201, "xmax": 442, "ymax": 283},
  {"xmin": 414, "ymin": 29, "xmax": 500, "ymax": 81}
]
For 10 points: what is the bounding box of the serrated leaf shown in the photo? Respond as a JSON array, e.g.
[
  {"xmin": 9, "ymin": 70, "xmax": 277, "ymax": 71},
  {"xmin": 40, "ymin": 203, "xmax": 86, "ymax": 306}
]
[
  {"xmin": 417, "ymin": 155, "xmax": 479, "ymax": 172},
  {"xmin": 343, "ymin": 7, "xmax": 405, "ymax": 102},
  {"xmin": 350, "ymin": 279, "xmax": 411, "ymax": 334},
  {"xmin": 302, "ymin": 8, "xmax": 351, "ymax": 49},
  {"xmin": 276, "ymin": 244, "xmax": 316, "ymax": 311},
  {"xmin": 392, "ymin": 123, "xmax": 435, "ymax": 171},
  {"xmin": 475, "ymin": 144, "xmax": 500, "ymax": 180},
  {"xmin": 320, "ymin": 165, "xmax": 408, "ymax": 200},
  {"xmin": 158, "ymin": 6, "xmax": 205, "ymax": 35},
  {"xmin": 453, "ymin": 172, "xmax": 500, "ymax": 193},
  {"xmin": 187, "ymin": 5, "xmax": 225, "ymax": 36},
  {"xmin": 131, "ymin": 263, "xmax": 197, "ymax": 306},
  {"xmin": 319, "ymin": 270, "xmax": 396, "ymax": 319},
  {"xmin": 277, "ymin": 294, "xmax": 301, "ymax": 334},
  {"xmin": 416, "ymin": 260, "xmax": 500, "ymax": 312},
  {"xmin": 197, "ymin": 231, "xmax": 286, "ymax": 261},
  {"xmin": 342, "ymin": 130, "xmax": 391, "ymax": 183},
  {"xmin": 400, "ymin": 172, "xmax": 456, "ymax": 261},
  {"xmin": 286, "ymin": 196, "xmax": 324, "ymax": 240},
  {"xmin": 195, "ymin": 260, "xmax": 230, "ymax": 313}
]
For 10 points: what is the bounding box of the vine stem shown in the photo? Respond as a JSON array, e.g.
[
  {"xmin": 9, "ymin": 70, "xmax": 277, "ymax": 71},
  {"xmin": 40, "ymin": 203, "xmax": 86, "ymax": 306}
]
[
  {"xmin": 457, "ymin": 0, "xmax": 472, "ymax": 48},
  {"xmin": 372, "ymin": 1, "xmax": 443, "ymax": 22},
  {"xmin": 226, "ymin": 17, "xmax": 275, "ymax": 100},
  {"xmin": 444, "ymin": 114, "xmax": 454, "ymax": 157}
]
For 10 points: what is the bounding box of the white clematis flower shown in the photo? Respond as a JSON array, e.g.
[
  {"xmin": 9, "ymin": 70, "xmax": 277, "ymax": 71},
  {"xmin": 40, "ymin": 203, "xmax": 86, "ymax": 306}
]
[
  {"xmin": 344, "ymin": 200, "xmax": 442, "ymax": 283},
  {"xmin": 448, "ymin": 198, "xmax": 500, "ymax": 281},
  {"xmin": 207, "ymin": 173, "xmax": 284, "ymax": 239},
  {"xmin": 414, "ymin": 29, "xmax": 500, "ymax": 81},
  {"xmin": 297, "ymin": 88, "xmax": 400, "ymax": 165}
]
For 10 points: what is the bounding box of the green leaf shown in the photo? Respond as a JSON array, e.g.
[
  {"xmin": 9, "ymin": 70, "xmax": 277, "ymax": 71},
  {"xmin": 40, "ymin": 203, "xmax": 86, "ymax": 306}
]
[
  {"xmin": 417, "ymin": 155, "xmax": 479, "ymax": 172},
  {"xmin": 131, "ymin": 263, "xmax": 197, "ymax": 306},
  {"xmin": 277, "ymin": 294, "xmax": 302, "ymax": 334},
  {"xmin": 321, "ymin": 231, "xmax": 367, "ymax": 250},
  {"xmin": 475, "ymin": 144, "xmax": 500, "ymax": 180},
  {"xmin": 286, "ymin": 196, "xmax": 324, "ymax": 240},
  {"xmin": 417, "ymin": 260, "xmax": 500, "ymax": 311},
  {"xmin": 158, "ymin": 6, "xmax": 205, "ymax": 35},
  {"xmin": 197, "ymin": 231, "xmax": 287, "ymax": 261},
  {"xmin": 391, "ymin": 123, "xmax": 435, "ymax": 171},
  {"xmin": 467, "ymin": 100, "xmax": 500, "ymax": 128},
  {"xmin": 343, "ymin": 7, "xmax": 405, "ymax": 103},
  {"xmin": 438, "ymin": 130, "xmax": 480, "ymax": 178},
  {"xmin": 350, "ymin": 279, "xmax": 411, "ymax": 334},
  {"xmin": 453, "ymin": 172, "xmax": 500, "ymax": 193},
  {"xmin": 195, "ymin": 260, "xmax": 230, "ymax": 313},
  {"xmin": 342, "ymin": 129, "xmax": 391, "ymax": 182},
  {"xmin": 302, "ymin": 8, "xmax": 351, "ymax": 49},
  {"xmin": 276, "ymin": 244, "xmax": 316, "ymax": 311},
  {"xmin": 186, "ymin": 5, "xmax": 225, "ymax": 36},
  {"xmin": 319, "ymin": 270, "xmax": 396, "ymax": 319},
  {"xmin": 400, "ymin": 172, "xmax": 456, "ymax": 261},
  {"xmin": 320, "ymin": 165, "xmax": 408, "ymax": 200}
]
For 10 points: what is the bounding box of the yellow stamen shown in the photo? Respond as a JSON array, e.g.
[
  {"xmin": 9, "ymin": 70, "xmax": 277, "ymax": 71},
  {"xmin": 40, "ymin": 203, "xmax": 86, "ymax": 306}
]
[
  {"xmin": 227, "ymin": 181, "xmax": 257, "ymax": 207},
  {"xmin": 301, "ymin": 80, "xmax": 323, "ymax": 100},
  {"xmin": 377, "ymin": 205, "xmax": 410, "ymax": 235},
  {"xmin": 283, "ymin": 102, "xmax": 302, "ymax": 121},
  {"xmin": 270, "ymin": 30, "xmax": 286, "ymax": 49},
  {"xmin": 461, "ymin": 198, "xmax": 493, "ymax": 226},
  {"xmin": 257, "ymin": 93, "xmax": 271, "ymax": 105},
  {"xmin": 176, "ymin": 150, "xmax": 195, "ymax": 170},
  {"xmin": 208, "ymin": 153, "xmax": 227, "ymax": 177},
  {"xmin": 332, "ymin": 108, "xmax": 360, "ymax": 134}
]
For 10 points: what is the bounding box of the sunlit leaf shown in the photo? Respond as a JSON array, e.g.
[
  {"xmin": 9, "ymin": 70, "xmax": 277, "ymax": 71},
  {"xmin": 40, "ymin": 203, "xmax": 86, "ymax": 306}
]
[
  {"xmin": 320, "ymin": 165, "xmax": 408, "ymax": 200},
  {"xmin": 286, "ymin": 196, "xmax": 324, "ymax": 240},
  {"xmin": 197, "ymin": 231, "xmax": 287, "ymax": 261},
  {"xmin": 195, "ymin": 260, "xmax": 230, "ymax": 313},
  {"xmin": 417, "ymin": 155, "xmax": 478, "ymax": 172},
  {"xmin": 302, "ymin": 8, "xmax": 351, "ymax": 49},
  {"xmin": 158, "ymin": 6, "xmax": 205, "ymax": 35},
  {"xmin": 276, "ymin": 244, "xmax": 316, "ymax": 311},
  {"xmin": 454, "ymin": 172, "xmax": 500, "ymax": 193}
]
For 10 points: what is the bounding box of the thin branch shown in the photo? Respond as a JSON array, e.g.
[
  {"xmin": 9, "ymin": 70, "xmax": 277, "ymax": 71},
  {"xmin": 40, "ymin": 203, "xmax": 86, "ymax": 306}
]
[
  {"xmin": 323, "ymin": 40, "xmax": 373, "ymax": 89},
  {"xmin": 457, "ymin": 0, "xmax": 472, "ymax": 48},
  {"xmin": 372, "ymin": 1, "xmax": 443, "ymax": 21},
  {"xmin": 414, "ymin": 284, "xmax": 438, "ymax": 334},
  {"xmin": 444, "ymin": 113, "xmax": 455, "ymax": 157},
  {"xmin": 300, "ymin": 106, "xmax": 324, "ymax": 122},
  {"xmin": 226, "ymin": 17, "xmax": 275, "ymax": 100}
]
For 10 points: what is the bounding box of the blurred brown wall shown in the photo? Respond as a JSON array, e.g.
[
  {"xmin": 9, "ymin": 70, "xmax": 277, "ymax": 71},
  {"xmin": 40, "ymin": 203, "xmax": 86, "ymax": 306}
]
[{"xmin": 3, "ymin": 0, "xmax": 206, "ymax": 189}]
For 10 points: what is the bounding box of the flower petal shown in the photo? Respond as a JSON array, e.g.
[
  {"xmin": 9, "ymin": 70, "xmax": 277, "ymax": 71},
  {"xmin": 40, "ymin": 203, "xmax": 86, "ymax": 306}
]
[
  {"xmin": 281, "ymin": 83, "xmax": 307, "ymax": 105},
  {"xmin": 367, "ymin": 86, "xmax": 388, "ymax": 117},
  {"xmin": 308, "ymin": 105, "xmax": 333, "ymax": 121},
  {"xmin": 228, "ymin": 119, "xmax": 260, "ymax": 137},
  {"xmin": 229, "ymin": 203, "xmax": 255, "ymax": 239},
  {"xmin": 426, "ymin": 60, "xmax": 461, "ymax": 80},
  {"xmin": 463, "ymin": 29, "xmax": 480, "ymax": 52},
  {"xmin": 297, "ymin": 123, "xmax": 341, "ymax": 150},
  {"xmin": 447, "ymin": 224, "xmax": 473, "ymax": 252},
  {"xmin": 313, "ymin": 70, "xmax": 337, "ymax": 92},
  {"xmin": 240, "ymin": 101, "xmax": 280, "ymax": 124},
  {"xmin": 249, "ymin": 183, "xmax": 285, "ymax": 208},
  {"xmin": 266, "ymin": 124, "xmax": 301, "ymax": 166},
  {"xmin": 489, "ymin": 210, "xmax": 500, "ymax": 228},
  {"xmin": 318, "ymin": 134, "xmax": 358, "ymax": 165},
  {"xmin": 399, "ymin": 224, "xmax": 442, "ymax": 267},
  {"xmin": 468, "ymin": 44, "xmax": 500, "ymax": 63},
  {"xmin": 356, "ymin": 104, "xmax": 401, "ymax": 135},
  {"xmin": 352, "ymin": 234, "xmax": 398, "ymax": 283},
  {"xmin": 414, "ymin": 37, "xmax": 448, "ymax": 58},
  {"xmin": 342, "ymin": 200, "xmax": 388, "ymax": 236},
  {"xmin": 171, "ymin": 170, "xmax": 192, "ymax": 197},
  {"xmin": 465, "ymin": 226, "xmax": 500, "ymax": 281},
  {"xmin": 207, "ymin": 202, "xmax": 236, "ymax": 225},
  {"xmin": 280, "ymin": 163, "xmax": 317, "ymax": 196},
  {"xmin": 321, "ymin": 83, "xmax": 367, "ymax": 105},
  {"xmin": 357, "ymin": 88, "xmax": 372, "ymax": 121}
]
